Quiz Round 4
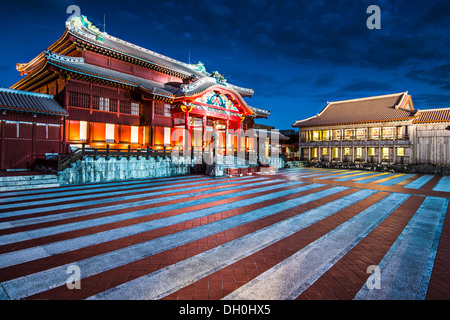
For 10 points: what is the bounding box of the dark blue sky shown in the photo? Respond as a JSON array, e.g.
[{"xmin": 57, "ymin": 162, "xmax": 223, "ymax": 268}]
[{"xmin": 1, "ymin": 0, "xmax": 449, "ymax": 129}]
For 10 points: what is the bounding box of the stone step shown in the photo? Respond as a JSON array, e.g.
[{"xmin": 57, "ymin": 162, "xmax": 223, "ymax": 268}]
[
  {"xmin": 0, "ymin": 183, "xmax": 61, "ymax": 192},
  {"xmin": 0, "ymin": 174, "xmax": 60, "ymax": 192}
]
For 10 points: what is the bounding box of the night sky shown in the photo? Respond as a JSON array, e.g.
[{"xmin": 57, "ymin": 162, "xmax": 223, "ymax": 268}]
[{"xmin": 1, "ymin": 0, "xmax": 449, "ymax": 129}]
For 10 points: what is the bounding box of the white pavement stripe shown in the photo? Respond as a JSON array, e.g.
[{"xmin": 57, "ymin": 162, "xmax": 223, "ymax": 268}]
[
  {"xmin": 0, "ymin": 179, "xmax": 279, "ymax": 230},
  {"xmin": 223, "ymin": 193, "xmax": 410, "ymax": 300},
  {"xmin": 432, "ymin": 176, "xmax": 450, "ymax": 192},
  {"xmin": 0, "ymin": 177, "xmax": 268, "ymax": 223},
  {"xmin": 0, "ymin": 174, "xmax": 206, "ymax": 199},
  {"xmin": 0, "ymin": 182, "xmax": 307, "ymax": 267},
  {"xmin": 378, "ymin": 174, "xmax": 416, "ymax": 186},
  {"xmin": 314, "ymin": 171, "xmax": 355, "ymax": 179},
  {"xmin": 0, "ymin": 176, "xmax": 252, "ymax": 209},
  {"xmin": 403, "ymin": 175, "xmax": 434, "ymax": 189},
  {"xmin": 0, "ymin": 179, "xmax": 292, "ymax": 245},
  {"xmin": 0, "ymin": 284, "xmax": 9, "ymax": 300},
  {"xmin": 89, "ymin": 189, "xmax": 376, "ymax": 300},
  {"xmin": 354, "ymin": 196, "xmax": 449, "ymax": 300},
  {"xmin": 0, "ymin": 184, "xmax": 342, "ymax": 299}
]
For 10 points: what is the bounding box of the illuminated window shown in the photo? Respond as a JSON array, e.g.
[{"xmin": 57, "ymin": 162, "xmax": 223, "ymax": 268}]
[
  {"xmin": 382, "ymin": 127, "xmax": 394, "ymax": 139},
  {"xmin": 356, "ymin": 129, "xmax": 366, "ymax": 140},
  {"xmin": 344, "ymin": 129, "xmax": 353, "ymax": 140},
  {"xmin": 80, "ymin": 121, "xmax": 87, "ymax": 141},
  {"xmin": 105, "ymin": 124, "xmax": 115, "ymax": 142},
  {"xmin": 382, "ymin": 147, "xmax": 389, "ymax": 160},
  {"xmin": 100, "ymin": 97, "xmax": 109, "ymax": 111},
  {"xmin": 164, "ymin": 104, "xmax": 172, "ymax": 117},
  {"xmin": 322, "ymin": 148, "xmax": 328, "ymax": 155},
  {"xmin": 312, "ymin": 148, "xmax": 318, "ymax": 158},
  {"xmin": 356, "ymin": 147, "xmax": 363, "ymax": 158},
  {"xmin": 370, "ymin": 128, "xmax": 380, "ymax": 140},
  {"xmin": 397, "ymin": 147, "xmax": 405, "ymax": 157},
  {"xmin": 344, "ymin": 148, "xmax": 350, "ymax": 156},
  {"xmin": 164, "ymin": 127, "xmax": 171, "ymax": 146},
  {"xmin": 312, "ymin": 131, "xmax": 320, "ymax": 141},
  {"xmin": 333, "ymin": 130, "xmax": 341, "ymax": 141},
  {"xmin": 130, "ymin": 126, "xmax": 139, "ymax": 143},
  {"xmin": 332, "ymin": 148, "xmax": 339, "ymax": 159},
  {"xmin": 397, "ymin": 127, "xmax": 404, "ymax": 139},
  {"xmin": 131, "ymin": 102, "xmax": 140, "ymax": 116},
  {"xmin": 321, "ymin": 130, "xmax": 329, "ymax": 141},
  {"xmin": 368, "ymin": 148, "xmax": 376, "ymax": 156}
]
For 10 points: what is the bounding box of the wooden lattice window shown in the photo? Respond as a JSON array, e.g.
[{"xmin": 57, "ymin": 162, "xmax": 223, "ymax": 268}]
[
  {"xmin": 120, "ymin": 100, "xmax": 131, "ymax": 114},
  {"xmin": 155, "ymin": 101, "xmax": 165, "ymax": 116},
  {"xmin": 69, "ymin": 92, "xmax": 89, "ymax": 109},
  {"xmin": 131, "ymin": 102, "xmax": 140, "ymax": 116}
]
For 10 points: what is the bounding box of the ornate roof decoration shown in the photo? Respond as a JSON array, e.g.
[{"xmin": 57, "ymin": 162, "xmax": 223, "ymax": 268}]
[
  {"xmin": 195, "ymin": 91, "xmax": 239, "ymax": 111},
  {"xmin": 179, "ymin": 76, "xmax": 254, "ymax": 97},
  {"xmin": 190, "ymin": 61, "xmax": 210, "ymax": 76},
  {"xmin": 212, "ymin": 71, "xmax": 227, "ymax": 83}
]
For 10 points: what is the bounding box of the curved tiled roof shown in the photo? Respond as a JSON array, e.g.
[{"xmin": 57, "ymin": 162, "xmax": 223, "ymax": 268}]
[
  {"xmin": 0, "ymin": 88, "xmax": 68, "ymax": 117},
  {"xmin": 45, "ymin": 51, "xmax": 179, "ymax": 98},
  {"xmin": 66, "ymin": 16, "xmax": 207, "ymax": 80},
  {"xmin": 293, "ymin": 92, "xmax": 416, "ymax": 128}
]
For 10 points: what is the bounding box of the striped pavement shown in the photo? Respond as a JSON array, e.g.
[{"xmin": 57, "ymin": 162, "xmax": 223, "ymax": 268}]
[{"xmin": 0, "ymin": 167, "xmax": 449, "ymax": 300}]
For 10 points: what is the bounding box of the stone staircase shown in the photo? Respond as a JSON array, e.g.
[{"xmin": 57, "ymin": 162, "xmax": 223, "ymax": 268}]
[
  {"xmin": 0, "ymin": 174, "xmax": 60, "ymax": 192},
  {"xmin": 205, "ymin": 155, "xmax": 261, "ymax": 177}
]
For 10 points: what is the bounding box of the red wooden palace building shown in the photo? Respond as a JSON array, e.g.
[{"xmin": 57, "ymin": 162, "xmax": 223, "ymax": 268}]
[{"xmin": 3, "ymin": 15, "xmax": 270, "ymax": 170}]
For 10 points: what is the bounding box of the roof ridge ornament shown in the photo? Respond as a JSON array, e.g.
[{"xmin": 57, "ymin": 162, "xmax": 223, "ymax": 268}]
[
  {"xmin": 69, "ymin": 14, "xmax": 104, "ymax": 42},
  {"xmin": 190, "ymin": 61, "xmax": 209, "ymax": 76},
  {"xmin": 212, "ymin": 71, "xmax": 227, "ymax": 84}
]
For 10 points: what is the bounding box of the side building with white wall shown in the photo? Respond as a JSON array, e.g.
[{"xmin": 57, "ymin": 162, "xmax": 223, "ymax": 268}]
[{"xmin": 292, "ymin": 92, "xmax": 450, "ymax": 167}]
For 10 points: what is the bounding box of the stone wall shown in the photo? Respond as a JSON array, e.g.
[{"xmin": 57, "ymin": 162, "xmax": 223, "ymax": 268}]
[
  {"xmin": 410, "ymin": 122, "xmax": 450, "ymax": 166},
  {"xmin": 58, "ymin": 156, "xmax": 192, "ymax": 185}
]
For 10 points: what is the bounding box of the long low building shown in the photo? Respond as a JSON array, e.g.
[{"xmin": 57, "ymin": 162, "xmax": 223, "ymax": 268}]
[{"xmin": 292, "ymin": 92, "xmax": 450, "ymax": 166}]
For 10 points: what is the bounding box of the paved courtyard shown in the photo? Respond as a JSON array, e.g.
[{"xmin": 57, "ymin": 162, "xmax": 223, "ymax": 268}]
[{"xmin": 0, "ymin": 167, "xmax": 449, "ymax": 300}]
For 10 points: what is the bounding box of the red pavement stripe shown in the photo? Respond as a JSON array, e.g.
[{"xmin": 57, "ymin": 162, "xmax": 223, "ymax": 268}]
[
  {"xmin": 162, "ymin": 191, "xmax": 388, "ymax": 300},
  {"xmin": 420, "ymin": 175, "xmax": 443, "ymax": 191},
  {"xmin": 0, "ymin": 182, "xmax": 327, "ymax": 283},
  {"xmin": 22, "ymin": 185, "xmax": 353, "ymax": 300},
  {"xmin": 296, "ymin": 195, "xmax": 425, "ymax": 300}
]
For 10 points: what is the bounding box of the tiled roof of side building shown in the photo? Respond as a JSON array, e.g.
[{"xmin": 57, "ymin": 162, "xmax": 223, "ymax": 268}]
[
  {"xmin": 293, "ymin": 92, "xmax": 416, "ymax": 128},
  {"xmin": 413, "ymin": 108, "xmax": 450, "ymax": 123},
  {"xmin": 0, "ymin": 88, "xmax": 68, "ymax": 117}
]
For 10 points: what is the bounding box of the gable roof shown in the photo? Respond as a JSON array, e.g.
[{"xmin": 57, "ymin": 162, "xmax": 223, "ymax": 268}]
[
  {"xmin": 0, "ymin": 88, "xmax": 68, "ymax": 117},
  {"xmin": 293, "ymin": 92, "xmax": 416, "ymax": 128}
]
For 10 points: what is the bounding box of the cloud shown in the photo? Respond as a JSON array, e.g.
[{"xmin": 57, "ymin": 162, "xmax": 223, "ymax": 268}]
[{"xmin": 405, "ymin": 63, "xmax": 450, "ymax": 90}]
